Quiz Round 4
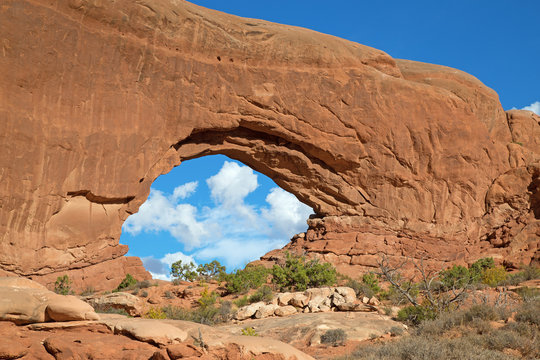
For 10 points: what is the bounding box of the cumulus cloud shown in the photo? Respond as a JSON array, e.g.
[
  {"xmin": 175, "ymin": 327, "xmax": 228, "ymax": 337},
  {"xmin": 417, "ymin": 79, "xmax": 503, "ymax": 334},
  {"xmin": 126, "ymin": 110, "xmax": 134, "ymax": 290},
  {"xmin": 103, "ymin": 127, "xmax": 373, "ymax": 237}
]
[
  {"xmin": 194, "ymin": 237, "xmax": 286, "ymax": 269},
  {"xmin": 124, "ymin": 160, "xmax": 314, "ymax": 273},
  {"xmin": 142, "ymin": 251, "xmax": 197, "ymax": 281},
  {"xmin": 262, "ymin": 187, "xmax": 312, "ymax": 238},
  {"xmin": 122, "ymin": 190, "xmax": 210, "ymax": 249},
  {"xmin": 522, "ymin": 101, "xmax": 540, "ymax": 115},
  {"xmin": 206, "ymin": 161, "xmax": 258, "ymax": 206},
  {"xmin": 172, "ymin": 181, "xmax": 198, "ymax": 201}
]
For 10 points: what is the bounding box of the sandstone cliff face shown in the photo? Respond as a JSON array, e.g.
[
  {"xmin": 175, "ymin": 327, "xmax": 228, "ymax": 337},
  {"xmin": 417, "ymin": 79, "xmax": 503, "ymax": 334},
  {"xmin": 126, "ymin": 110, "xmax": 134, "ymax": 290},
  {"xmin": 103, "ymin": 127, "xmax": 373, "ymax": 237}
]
[{"xmin": 0, "ymin": 0, "xmax": 537, "ymax": 290}]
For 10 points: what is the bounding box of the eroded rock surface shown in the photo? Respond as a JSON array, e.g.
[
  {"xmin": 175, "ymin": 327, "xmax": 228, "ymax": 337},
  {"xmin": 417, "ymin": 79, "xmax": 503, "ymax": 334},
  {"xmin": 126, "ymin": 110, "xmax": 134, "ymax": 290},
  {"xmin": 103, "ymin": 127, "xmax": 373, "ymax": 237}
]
[{"xmin": 0, "ymin": 0, "xmax": 538, "ymax": 289}]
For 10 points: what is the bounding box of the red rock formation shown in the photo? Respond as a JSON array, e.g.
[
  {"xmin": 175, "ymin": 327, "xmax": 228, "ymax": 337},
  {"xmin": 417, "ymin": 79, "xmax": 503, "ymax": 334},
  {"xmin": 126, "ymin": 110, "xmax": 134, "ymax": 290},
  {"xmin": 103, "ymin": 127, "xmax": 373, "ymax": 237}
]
[{"xmin": 0, "ymin": 0, "xmax": 538, "ymax": 289}]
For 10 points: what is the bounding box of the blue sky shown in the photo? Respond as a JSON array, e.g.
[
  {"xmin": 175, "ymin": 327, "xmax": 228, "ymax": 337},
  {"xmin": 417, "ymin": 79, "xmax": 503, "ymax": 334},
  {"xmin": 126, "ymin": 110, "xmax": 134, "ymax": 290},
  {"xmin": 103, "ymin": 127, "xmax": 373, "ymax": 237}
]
[{"xmin": 121, "ymin": 1, "xmax": 539, "ymax": 279}]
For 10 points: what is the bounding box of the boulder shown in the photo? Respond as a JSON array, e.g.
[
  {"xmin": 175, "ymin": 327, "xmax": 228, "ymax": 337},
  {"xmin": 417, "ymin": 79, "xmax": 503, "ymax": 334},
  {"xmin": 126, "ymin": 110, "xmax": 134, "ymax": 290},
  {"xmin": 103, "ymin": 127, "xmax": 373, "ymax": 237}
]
[
  {"xmin": 332, "ymin": 293, "xmax": 347, "ymax": 307},
  {"xmin": 289, "ymin": 293, "xmax": 309, "ymax": 308},
  {"xmin": 83, "ymin": 292, "xmax": 143, "ymax": 316},
  {"xmin": 305, "ymin": 288, "xmax": 334, "ymax": 301},
  {"xmin": 46, "ymin": 295, "xmax": 100, "ymax": 322},
  {"xmin": 235, "ymin": 302, "xmax": 265, "ymax": 321},
  {"xmin": 105, "ymin": 318, "xmax": 188, "ymax": 346},
  {"xmin": 0, "ymin": 277, "xmax": 99, "ymax": 324},
  {"xmin": 335, "ymin": 287, "xmax": 357, "ymax": 303},
  {"xmin": 277, "ymin": 292, "xmax": 294, "ymax": 306},
  {"xmin": 368, "ymin": 297, "xmax": 381, "ymax": 306},
  {"xmin": 337, "ymin": 302, "xmax": 372, "ymax": 312},
  {"xmin": 274, "ymin": 305, "xmax": 298, "ymax": 317},
  {"xmin": 254, "ymin": 304, "xmax": 280, "ymax": 319},
  {"xmin": 167, "ymin": 343, "xmax": 203, "ymax": 359}
]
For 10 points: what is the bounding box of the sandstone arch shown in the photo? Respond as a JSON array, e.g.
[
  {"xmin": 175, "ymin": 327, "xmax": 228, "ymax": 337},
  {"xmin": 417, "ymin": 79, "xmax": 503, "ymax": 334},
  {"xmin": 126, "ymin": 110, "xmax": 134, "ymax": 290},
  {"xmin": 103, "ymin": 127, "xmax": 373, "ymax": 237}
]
[{"xmin": 1, "ymin": 0, "xmax": 538, "ymax": 290}]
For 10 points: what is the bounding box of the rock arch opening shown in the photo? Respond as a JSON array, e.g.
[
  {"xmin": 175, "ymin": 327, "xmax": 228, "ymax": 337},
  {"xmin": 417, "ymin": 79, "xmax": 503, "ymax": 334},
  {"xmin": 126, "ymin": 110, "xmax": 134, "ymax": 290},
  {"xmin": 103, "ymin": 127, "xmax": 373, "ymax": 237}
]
[{"xmin": 120, "ymin": 154, "xmax": 314, "ymax": 279}]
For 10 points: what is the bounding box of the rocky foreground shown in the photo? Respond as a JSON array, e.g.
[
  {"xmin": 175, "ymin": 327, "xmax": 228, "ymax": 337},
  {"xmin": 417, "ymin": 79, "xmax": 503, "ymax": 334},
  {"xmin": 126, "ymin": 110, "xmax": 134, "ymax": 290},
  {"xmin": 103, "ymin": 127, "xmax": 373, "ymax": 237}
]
[{"xmin": 0, "ymin": 277, "xmax": 406, "ymax": 359}]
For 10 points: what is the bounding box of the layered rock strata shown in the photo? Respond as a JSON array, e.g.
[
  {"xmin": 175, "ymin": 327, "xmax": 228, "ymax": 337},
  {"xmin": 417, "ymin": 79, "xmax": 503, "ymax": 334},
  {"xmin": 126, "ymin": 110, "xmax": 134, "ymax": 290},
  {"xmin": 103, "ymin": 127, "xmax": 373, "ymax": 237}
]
[{"xmin": 0, "ymin": 0, "xmax": 538, "ymax": 290}]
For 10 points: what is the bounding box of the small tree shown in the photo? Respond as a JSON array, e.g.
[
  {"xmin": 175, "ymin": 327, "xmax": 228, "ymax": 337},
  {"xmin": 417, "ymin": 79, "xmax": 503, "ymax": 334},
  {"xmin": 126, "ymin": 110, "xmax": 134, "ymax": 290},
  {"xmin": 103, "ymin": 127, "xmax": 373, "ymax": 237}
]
[
  {"xmin": 196, "ymin": 260, "xmax": 226, "ymax": 281},
  {"xmin": 171, "ymin": 260, "xmax": 197, "ymax": 282},
  {"xmin": 54, "ymin": 275, "xmax": 73, "ymax": 295},
  {"xmin": 271, "ymin": 252, "xmax": 337, "ymax": 291}
]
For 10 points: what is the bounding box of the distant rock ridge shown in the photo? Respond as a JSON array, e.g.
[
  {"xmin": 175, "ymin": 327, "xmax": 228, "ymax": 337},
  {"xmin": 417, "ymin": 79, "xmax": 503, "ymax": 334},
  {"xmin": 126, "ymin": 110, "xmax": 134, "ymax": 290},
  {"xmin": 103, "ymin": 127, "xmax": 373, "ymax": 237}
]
[{"xmin": 0, "ymin": 0, "xmax": 538, "ymax": 290}]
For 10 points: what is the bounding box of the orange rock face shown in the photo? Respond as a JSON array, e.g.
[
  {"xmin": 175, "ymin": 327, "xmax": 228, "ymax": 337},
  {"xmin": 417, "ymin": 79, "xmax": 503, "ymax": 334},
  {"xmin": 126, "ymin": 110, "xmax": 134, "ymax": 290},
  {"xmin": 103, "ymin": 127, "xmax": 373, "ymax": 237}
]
[{"xmin": 0, "ymin": 0, "xmax": 538, "ymax": 289}]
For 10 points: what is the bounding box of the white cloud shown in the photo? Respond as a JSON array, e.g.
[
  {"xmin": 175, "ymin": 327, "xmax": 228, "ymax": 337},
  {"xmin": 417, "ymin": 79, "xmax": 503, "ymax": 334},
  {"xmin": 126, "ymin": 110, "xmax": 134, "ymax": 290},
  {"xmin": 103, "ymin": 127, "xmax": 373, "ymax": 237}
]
[
  {"xmin": 206, "ymin": 161, "xmax": 258, "ymax": 206},
  {"xmin": 522, "ymin": 101, "xmax": 540, "ymax": 115},
  {"xmin": 262, "ymin": 187, "xmax": 312, "ymax": 238},
  {"xmin": 123, "ymin": 189, "xmax": 209, "ymax": 249},
  {"xmin": 125, "ymin": 161, "xmax": 314, "ymax": 271},
  {"xmin": 194, "ymin": 237, "xmax": 285, "ymax": 270},
  {"xmin": 172, "ymin": 181, "xmax": 198, "ymax": 201},
  {"xmin": 142, "ymin": 251, "xmax": 197, "ymax": 281},
  {"xmin": 161, "ymin": 251, "xmax": 197, "ymax": 267}
]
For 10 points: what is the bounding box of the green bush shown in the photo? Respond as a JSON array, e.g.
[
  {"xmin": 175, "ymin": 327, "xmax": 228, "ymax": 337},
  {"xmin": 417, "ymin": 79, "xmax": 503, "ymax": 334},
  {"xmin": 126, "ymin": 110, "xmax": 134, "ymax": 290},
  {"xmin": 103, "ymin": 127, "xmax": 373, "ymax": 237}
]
[
  {"xmin": 92, "ymin": 304, "xmax": 129, "ymax": 316},
  {"xmin": 224, "ymin": 265, "xmax": 269, "ymax": 294},
  {"xmin": 171, "ymin": 260, "xmax": 198, "ymax": 282},
  {"xmin": 162, "ymin": 302, "xmax": 235, "ymax": 325},
  {"xmin": 233, "ymin": 295, "xmax": 250, "ymax": 307},
  {"xmin": 514, "ymin": 286, "xmax": 540, "ymax": 301},
  {"xmin": 271, "ymin": 253, "xmax": 337, "ymax": 291},
  {"xmin": 114, "ymin": 274, "xmax": 137, "ymax": 292},
  {"xmin": 481, "ymin": 266, "xmax": 507, "ymax": 287},
  {"xmin": 515, "ymin": 299, "xmax": 540, "ymax": 326},
  {"xmin": 397, "ymin": 305, "xmax": 436, "ymax": 325},
  {"xmin": 80, "ymin": 286, "xmax": 95, "ymax": 296},
  {"xmin": 146, "ymin": 307, "xmax": 166, "ymax": 319},
  {"xmin": 439, "ymin": 265, "xmax": 472, "ymax": 289},
  {"xmin": 320, "ymin": 328, "xmax": 347, "ymax": 346},
  {"xmin": 469, "ymin": 257, "xmax": 495, "ymax": 281},
  {"xmin": 241, "ymin": 327, "xmax": 258, "ymax": 336},
  {"xmin": 247, "ymin": 285, "xmax": 273, "ymax": 304},
  {"xmin": 198, "ymin": 286, "xmax": 219, "ymax": 308},
  {"xmin": 463, "ymin": 304, "xmax": 499, "ymax": 322},
  {"xmin": 54, "ymin": 275, "xmax": 73, "ymax": 295}
]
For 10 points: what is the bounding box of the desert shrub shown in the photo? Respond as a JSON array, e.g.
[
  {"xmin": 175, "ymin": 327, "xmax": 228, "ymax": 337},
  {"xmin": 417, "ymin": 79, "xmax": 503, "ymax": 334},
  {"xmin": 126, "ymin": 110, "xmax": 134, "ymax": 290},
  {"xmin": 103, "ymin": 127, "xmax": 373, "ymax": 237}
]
[
  {"xmin": 469, "ymin": 257, "xmax": 495, "ymax": 281},
  {"xmin": 241, "ymin": 327, "xmax": 258, "ymax": 336},
  {"xmin": 396, "ymin": 305, "xmax": 436, "ymax": 325},
  {"xmin": 389, "ymin": 326, "xmax": 404, "ymax": 337},
  {"xmin": 224, "ymin": 265, "xmax": 269, "ymax": 294},
  {"xmin": 140, "ymin": 290, "xmax": 148, "ymax": 298},
  {"xmin": 80, "ymin": 286, "xmax": 95, "ymax": 296},
  {"xmin": 164, "ymin": 290, "xmax": 175, "ymax": 299},
  {"xmin": 362, "ymin": 273, "xmax": 381, "ymax": 293},
  {"xmin": 196, "ymin": 260, "xmax": 226, "ymax": 281},
  {"xmin": 271, "ymin": 253, "xmax": 337, "ymax": 291},
  {"xmin": 137, "ymin": 279, "xmax": 152, "ymax": 289},
  {"xmin": 233, "ymin": 295, "xmax": 249, "ymax": 307},
  {"xmin": 350, "ymin": 335, "xmax": 515, "ymax": 360},
  {"xmin": 514, "ymin": 286, "xmax": 540, "ymax": 301},
  {"xmin": 320, "ymin": 328, "xmax": 347, "ymax": 346},
  {"xmin": 131, "ymin": 288, "xmax": 139, "ymax": 296},
  {"xmin": 146, "ymin": 307, "xmax": 166, "ymax": 319},
  {"xmin": 161, "ymin": 301, "xmax": 235, "ymax": 325},
  {"xmin": 171, "ymin": 260, "xmax": 198, "ymax": 282},
  {"xmin": 515, "ymin": 299, "xmax": 540, "ymax": 326},
  {"xmin": 248, "ymin": 285, "xmax": 273, "ymax": 303},
  {"xmin": 92, "ymin": 304, "xmax": 129, "ymax": 316},
  {"xmin": 463, "ymin": 304, "xmax": 499, "ymax": 322},
  {"xmin": 347, "ymin": 273, "xmax": 381, "ymax": 299},
  {"xmin": 198, "ymin": 286, "xmax": 219, "ymax": 308},
  {"xmin": 114, "ymin": 274, "xmax": 137, "ymax": 292},
  {"xmin": 54, "ymin": 275, "xmax": 73, "ymax": 295},
  {"xmin": 380, "ymin": 282, "xmax": 419, "ymax": 305},
  {"xmin": 481, "ymin": 266, "xmax": 508, "ymax": 287},
  {"xmin": 439, "ymin": 265, "xmax": 472, "ymax": 289}
]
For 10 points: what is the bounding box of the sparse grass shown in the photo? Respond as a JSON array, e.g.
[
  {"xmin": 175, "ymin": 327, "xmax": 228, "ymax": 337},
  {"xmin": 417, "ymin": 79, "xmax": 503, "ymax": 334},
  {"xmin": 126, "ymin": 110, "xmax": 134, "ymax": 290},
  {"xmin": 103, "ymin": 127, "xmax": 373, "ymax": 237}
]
[
  {"xmin": 161, "ymin": 301, "xmax": 236, "ymax": 325},
  {"xmin": 321, "ymin": 328, "xmax": 347, "ymax": 346},
  {"xmin": 342, "ymin": 299, "xmax": 540, "ymax": 360},
  {"xmin": 92, "ymin": 304, "xmax": 130, "ymax": 316},
  {"xmin": 164, "ymin": 290, "xmax": 175, "ymax": 299},
  {"xmin": 80, "ymin": 286, "xmax": 95, "ymax": 296}
]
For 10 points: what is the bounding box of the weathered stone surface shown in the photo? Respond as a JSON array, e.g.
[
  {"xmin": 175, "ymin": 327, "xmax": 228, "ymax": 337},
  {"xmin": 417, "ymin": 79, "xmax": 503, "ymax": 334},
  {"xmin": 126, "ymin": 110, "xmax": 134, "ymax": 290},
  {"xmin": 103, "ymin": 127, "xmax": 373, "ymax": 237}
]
[
  {"xmin": 254, "ymin": 304, "xmax": 280, "ymax": 319},
  {"xmin": 103, "ymin": 318, "xmax": 188, "ymax": 346},
  {"xmin": 274, "ymin": 305, "xmax": 298, "ymax": 317},
  {"xmin": 0, "ymin": 277, "xmax": 100, "ymax": 324},
  {"xmin": 235, "ymin": 302, "xmax": 265, "ymax": 321},
  {"xmin": 0, "ymin": 0, "xmax": 538, "ymax": 289},
  {"xmin": 46, "ymin": 295, "xmax": 100, "ymax": 322},
  {"xmin": 289, "ymin": 293, "xmax": 309, "ymax": 308},
  {"xmin": 277, "ymin": 292, "xmax": 293, "ymax": 306},
  {"xmin": 83, "ymin": 292, "xmax": 144, "ymax": 317}
]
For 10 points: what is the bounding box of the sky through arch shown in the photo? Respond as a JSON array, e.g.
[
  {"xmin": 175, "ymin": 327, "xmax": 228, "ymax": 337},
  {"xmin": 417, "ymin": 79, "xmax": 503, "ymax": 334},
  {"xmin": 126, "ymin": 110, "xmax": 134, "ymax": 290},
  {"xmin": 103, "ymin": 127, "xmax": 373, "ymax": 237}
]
[{"xmin": 120, "ymin": 155, "xmax": 313, "ymax": 280}]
